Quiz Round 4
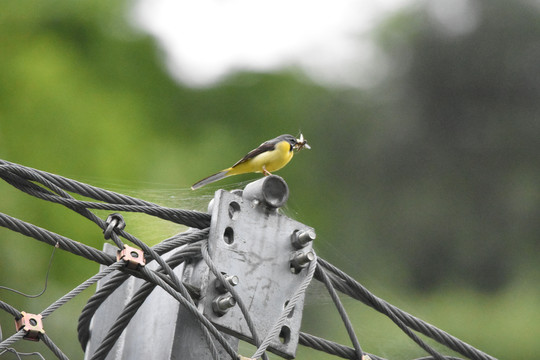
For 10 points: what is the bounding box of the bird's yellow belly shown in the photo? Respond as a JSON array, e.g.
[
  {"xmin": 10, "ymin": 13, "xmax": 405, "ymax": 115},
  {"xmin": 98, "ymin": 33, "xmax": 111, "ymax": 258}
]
[{"xmin": 229, "ymin": 141, "xmax": 294, "ymax": 175}]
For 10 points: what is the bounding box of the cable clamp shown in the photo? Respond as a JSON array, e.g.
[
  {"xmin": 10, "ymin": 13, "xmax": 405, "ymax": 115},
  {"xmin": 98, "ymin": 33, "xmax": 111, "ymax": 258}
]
[
  {"xmin": 15, "ymin": 312, "xmax": 44, "ymax": 341},
  {"xmin": 117, "ymin": 244, "xmax": 146, "ymax": 269},
  {"xmin": 104, "ymin": 213, "xmax": 126, "ymax": 240}
]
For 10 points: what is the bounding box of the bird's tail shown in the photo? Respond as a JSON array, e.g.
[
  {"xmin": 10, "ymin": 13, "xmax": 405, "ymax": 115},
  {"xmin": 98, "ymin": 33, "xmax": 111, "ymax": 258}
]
[{"xmin": 191, "ymin": 168, "xmax": 231, "ymax": 190}]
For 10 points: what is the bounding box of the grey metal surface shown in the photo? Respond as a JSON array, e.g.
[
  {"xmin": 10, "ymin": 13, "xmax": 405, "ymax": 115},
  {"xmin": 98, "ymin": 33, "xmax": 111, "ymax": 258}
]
[
  {"xmin": 188, "ymin": 176, "xmax": 315, "ymax": 359},
  {"xmin": 84, "ymin": 244, "xmax": 179, "ymax": 360},
  {"xmin": 84, "ymin": 244, "xmax": 238, "ymax": 360}
]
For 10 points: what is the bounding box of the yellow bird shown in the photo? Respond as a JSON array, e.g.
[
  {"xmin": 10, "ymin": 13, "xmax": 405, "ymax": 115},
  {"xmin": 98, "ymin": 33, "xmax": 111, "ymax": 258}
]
[{"xmin": 191, "ymin": 134, "xmax": 310, "ymax": 190}]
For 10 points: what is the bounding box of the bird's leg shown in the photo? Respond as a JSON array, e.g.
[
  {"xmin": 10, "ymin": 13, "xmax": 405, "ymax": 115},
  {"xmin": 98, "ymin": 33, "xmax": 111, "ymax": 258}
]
[{"xmin": 262, "ymin": 166, "xmax": 272, "ymax": 176}]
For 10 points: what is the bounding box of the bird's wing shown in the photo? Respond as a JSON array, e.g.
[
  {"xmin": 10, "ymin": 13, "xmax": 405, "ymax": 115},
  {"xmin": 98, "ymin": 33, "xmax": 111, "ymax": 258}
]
[{"xmin": 231, "ymin": 141, "xmax": 277, "ymax": 168}]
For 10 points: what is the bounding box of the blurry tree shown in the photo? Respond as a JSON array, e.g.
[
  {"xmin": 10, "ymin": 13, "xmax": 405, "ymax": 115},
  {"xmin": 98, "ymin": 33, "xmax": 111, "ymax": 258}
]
[{"xmin": 326, "ymin": 0, "xmax": 540, "ymax": 291}]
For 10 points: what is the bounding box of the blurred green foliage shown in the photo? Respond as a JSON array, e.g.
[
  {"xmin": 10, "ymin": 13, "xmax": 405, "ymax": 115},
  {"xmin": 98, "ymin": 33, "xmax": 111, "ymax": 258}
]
[{"xmin": 0, "ymin": 0, "xmax": 538, "ymax": 359}]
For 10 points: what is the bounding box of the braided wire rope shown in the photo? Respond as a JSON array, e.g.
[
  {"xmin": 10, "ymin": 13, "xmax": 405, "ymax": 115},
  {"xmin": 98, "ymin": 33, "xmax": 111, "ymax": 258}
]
[
  {"xmin": 318, "ymin": 258, "xmax": 496, "ymax": 360},
  {"xmin": 0, "ymin": 331, "xmax": 25, "ymax": 351},
  {"xmin": 321, "ymin": 267, "xmax": 449, "ymax": 359},
  {"xmin": 41, "ymin": 262, "xmax": 124, "ymax": 319},
  {"xmin": 200, "ymin": 241, "xmax": 269, "ymax": 360},
  {"xmin": 0, "ymin": 166, "xmax": 220, "ymax": 358},
  {"xmin": 0, "ymin": 159, "xmax": 498, "ymax": 360},
  {"xmin": 40, "ymin": 333, "xmax": 69, "ymax": 360},
  {"xmin": 77, "ymin": 229, "xmax": 209, "ymax": 349},
  {"xmin": 0, "ymin": 160, "xmax": 223, "ymax": 356},
  {"xmin": 0, "ymin": 160, "xmax": 156, "ymax": 207},
  {"xmin": 90, "ymin": 228, "xmax": 228, "ymax": 358},
  {"xmin": 77, "ymin": 272, "xmax": 130, "ymax": 349},
  {"xmin": 0, "ymin": 165, "xmax": 111, "ymax": 230},
  {"xmin": 129, "ymin": 263, "xmax": 238, "ymax": 359},
  {"xmin": 87, "ymin": 243, "xmax": 225, "ymax": 360},
  {"xmin": 315, "ymin": 264, "xmax": 364, "ymax": 359},
  {"xmin": 298, "ymin": 332, "xmax": 384, "ymax": 360},
  {"xmin": 0, "ymin": 262, "xmax": 123, "ymax": 359},
  {"xmin": 0, "ymin": 162, "xmax": 211, "ymax": 228},
  {"xmin": 0, "ymin": 212, "xmax": 115, "ymax": 265},
  {"xmin": 251, "ymin": 255, "xmax": 317, "ymax": 359},
  {"xmin": 0, "ymin": 300, "xmax": 22, "ymax": 319}
]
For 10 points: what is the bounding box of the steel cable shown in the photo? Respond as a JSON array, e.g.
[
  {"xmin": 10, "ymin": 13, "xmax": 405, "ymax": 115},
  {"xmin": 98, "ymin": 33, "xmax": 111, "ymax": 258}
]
[
  {"xmin": 201, "ymin": 240, "xmax": 269, "ymax": 360},
  {"xmin": 251, "ymin": 255, "xmax": 317, "ymax": 359},
  {"xmin": 0, "ymin": 162, "xmax": 211, "ymax": 228},
  {"xmin": 315, "ymin": 264, "xmax": 364, "ymax": 359},
  {"xmin": 318, "ymin": 258, "xmax": 495, "ymax": 360},
  {"xmin": 87, "ymin": 243, "xmax": 223, "ymax": 360},
  {"xmin": 0, "ymin": 212, "xmax": 114, "ymax": 265},
  {"xmin": 0, "ymin": 159, "xmax": 498, "ymax": 360},
  {"xmin": 77, "ymin": 229, "xmax": 209, "ymax": 349},
  {"xmin": 40, "ymin": 333, "xmax": 69, "ymax": 360}
]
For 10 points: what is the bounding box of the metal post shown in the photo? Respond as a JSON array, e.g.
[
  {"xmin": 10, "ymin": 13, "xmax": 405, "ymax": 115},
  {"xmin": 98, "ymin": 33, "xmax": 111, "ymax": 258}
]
[
  {"xmin": 83, "ymin": 245, "xmax": 239, "ymax": 360},
  {"xmin": 84, "ymin": 176, "xmax": 315, "ymax": 359}
]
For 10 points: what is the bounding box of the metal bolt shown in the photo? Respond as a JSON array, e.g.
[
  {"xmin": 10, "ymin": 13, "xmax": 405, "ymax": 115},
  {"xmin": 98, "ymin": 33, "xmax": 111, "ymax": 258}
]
[
  {"xmin": 215, "ymin": 274, "xmax": 239, "ymax": 293},
  {"xmin": 291, "ymin": 229, "xmax": 316, "ymax": 249},
  {"xmin": 290, "ymin": 250, "xmax": 315, "ymax": 273},
  {"xmin": 212, "ymin": 294, "xmax": 236, "ymax": 316}
]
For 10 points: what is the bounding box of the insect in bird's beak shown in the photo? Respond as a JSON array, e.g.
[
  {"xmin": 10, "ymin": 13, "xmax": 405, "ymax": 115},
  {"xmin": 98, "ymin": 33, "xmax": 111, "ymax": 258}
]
[{"xmin": 294, "ymin": 133, "xmax": 311, "ymax": 151}]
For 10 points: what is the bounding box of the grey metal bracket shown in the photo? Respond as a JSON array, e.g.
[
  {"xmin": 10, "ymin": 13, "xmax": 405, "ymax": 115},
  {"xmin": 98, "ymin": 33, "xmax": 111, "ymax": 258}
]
[{"xmin": 184, "ymin": 176, "xmax": 315, "ymax": 358}]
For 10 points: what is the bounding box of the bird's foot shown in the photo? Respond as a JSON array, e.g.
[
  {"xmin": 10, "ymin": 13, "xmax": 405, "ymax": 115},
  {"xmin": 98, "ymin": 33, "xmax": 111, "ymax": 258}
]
[{"xmin": 262, "ymin": 167, "xmax": 272, "ymax": 176}]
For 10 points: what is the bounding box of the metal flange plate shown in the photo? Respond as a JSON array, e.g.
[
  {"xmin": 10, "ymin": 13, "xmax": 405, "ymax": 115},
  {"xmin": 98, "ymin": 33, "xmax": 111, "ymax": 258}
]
[{"xmin": 200, "ymin": 189, "xmax": 314, "ymax": 358}]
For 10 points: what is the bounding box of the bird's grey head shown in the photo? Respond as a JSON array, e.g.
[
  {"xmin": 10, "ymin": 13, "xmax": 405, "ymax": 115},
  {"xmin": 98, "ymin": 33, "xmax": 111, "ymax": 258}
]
[
  {"xmin": 276, "ymin": 134, "xmax": 297, "ymax": 146},
  {"xmin": 274, "ymin": 134, "xmax": 310, "ymax": 151}
]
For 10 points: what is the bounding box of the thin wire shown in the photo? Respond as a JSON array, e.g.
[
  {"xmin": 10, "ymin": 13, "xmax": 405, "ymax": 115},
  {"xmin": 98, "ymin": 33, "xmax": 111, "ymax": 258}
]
[
  {"xmin": 42, "ymin": 261, "xmax": 124, "ymax": 318},
  {"xmin": 0, "ymin": 242, "xmax": 59, "ymax": 298},
  {"xmin": 0, "ymin": 348, "xmax": 47, "ymax": 360}
]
